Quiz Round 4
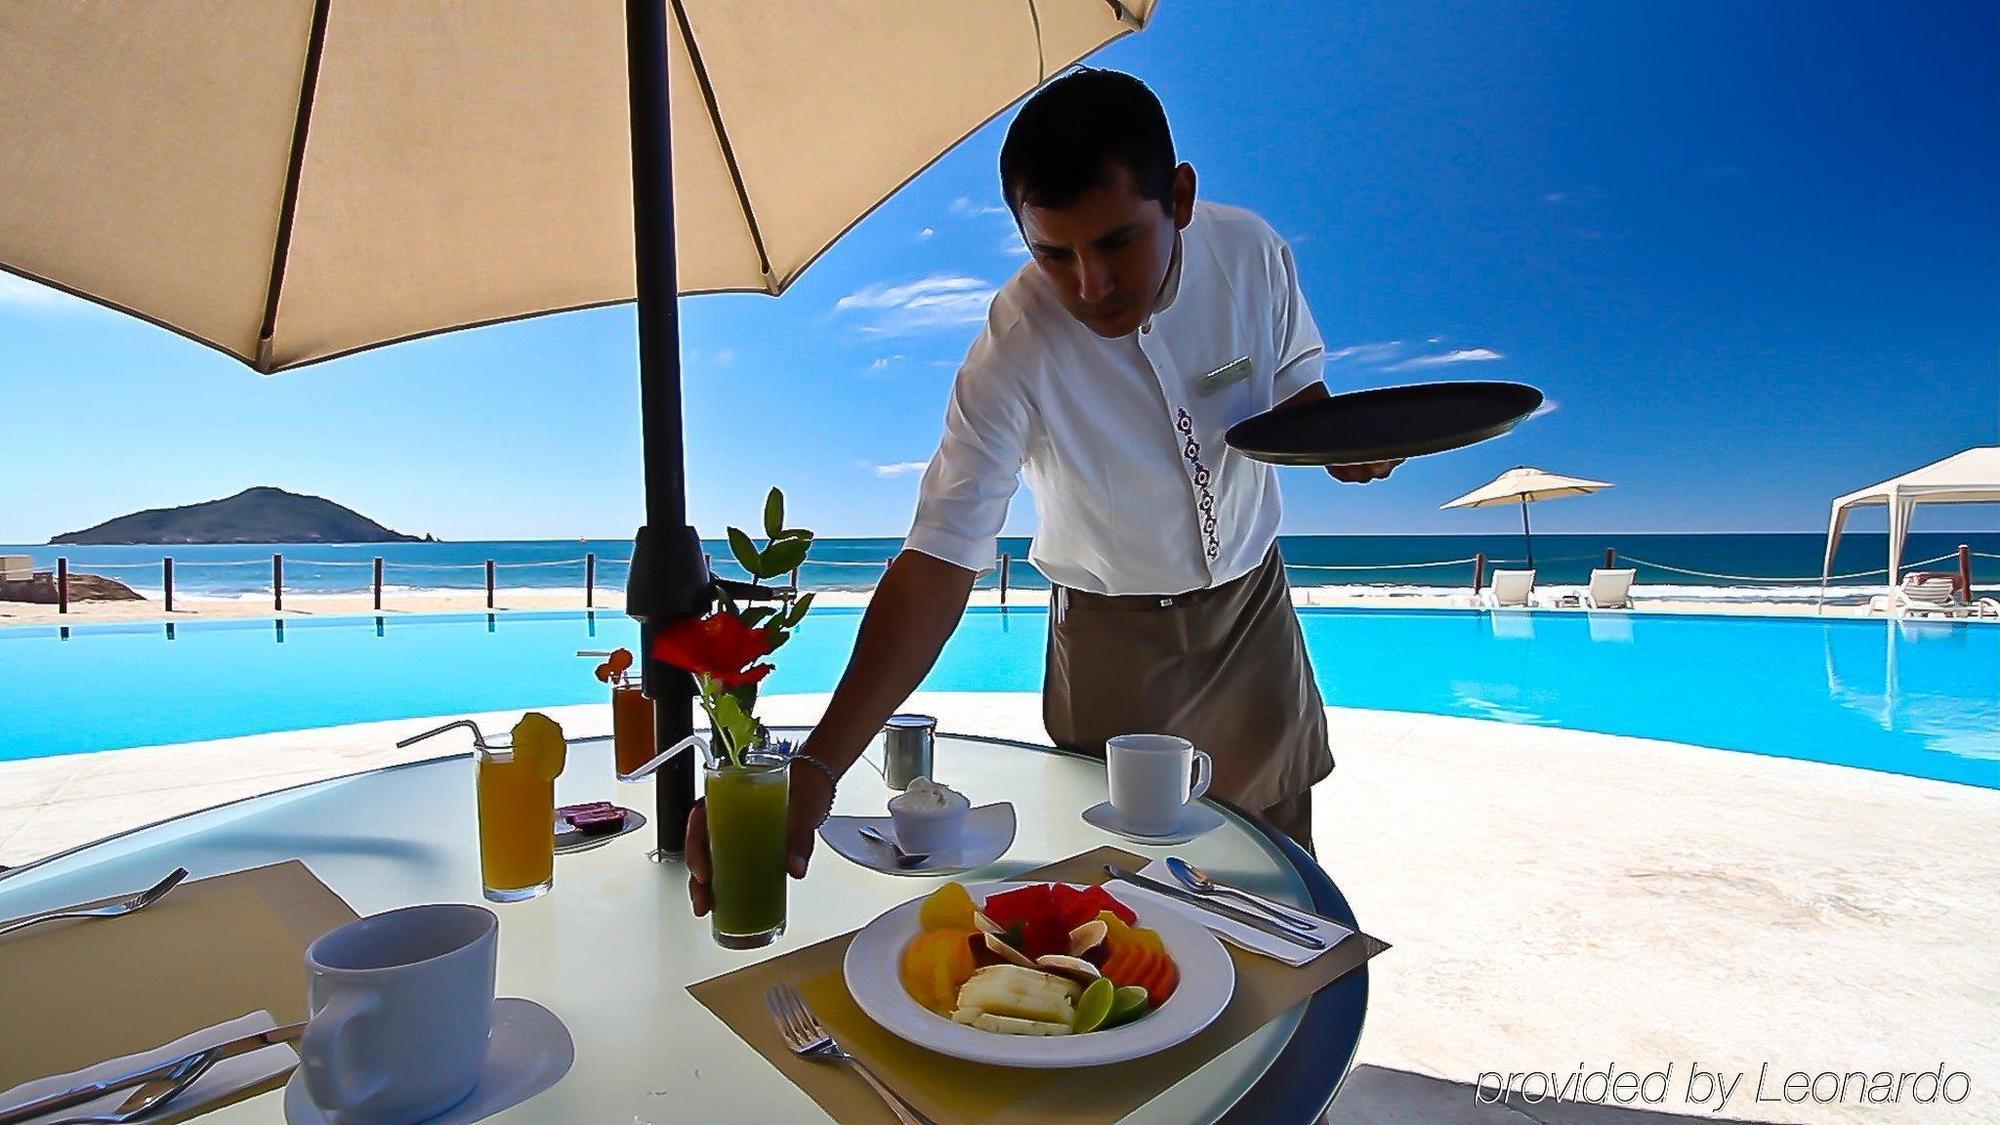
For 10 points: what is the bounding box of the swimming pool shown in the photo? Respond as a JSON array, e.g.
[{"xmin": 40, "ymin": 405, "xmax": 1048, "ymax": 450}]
[{"xmin": 2, "ymin": 609, "xmax": 1993, "ymax": 788}]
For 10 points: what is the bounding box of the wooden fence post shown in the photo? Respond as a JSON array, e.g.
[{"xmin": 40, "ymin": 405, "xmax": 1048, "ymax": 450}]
[
  {"xmin": 57, "ymin": 557, "xmax": 69, "ymax": 614},
  {"xmin": 163, "ymin": 557, "xmax": 174, "ymax": 613},
  {"xmin": 585, "ymin": 552, "xmax": 596, "ymax": 608},
  {"xmin": 999, "ymin": 553, "xmax": 1010, "ymax": 604},
  {"xmin": 373, "ymin": 557, "xmax": 384, "ymax": 610},
  {"xmin": 1604, "ymin": 547, "xmax": 1616, "ymax": 570},
  {"xmin": 273, "ymin": 554, "xmax": 283, "ymax": 611},
  {"xmin": 1472, "ymin": 551, "xmax": 1486, "ymax": 593},
  {"xmin": 1959, "ymin": 544, "xmax": 1973, "ymax": 602},
  {"xmin": 486, "ymin": 560, "xmax": 496, "ymax": 609}
]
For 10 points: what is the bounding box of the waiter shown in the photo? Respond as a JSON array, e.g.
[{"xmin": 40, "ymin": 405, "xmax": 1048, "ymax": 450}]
[{"xmin": 687, "ymin": 69, "xmax": 1396, "ymax": 914}]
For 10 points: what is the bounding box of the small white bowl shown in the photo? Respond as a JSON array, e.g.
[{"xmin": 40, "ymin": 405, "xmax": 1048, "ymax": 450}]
[{"xmin": 886, "ymin": 786, "xmax": 970, "ymax": 855}]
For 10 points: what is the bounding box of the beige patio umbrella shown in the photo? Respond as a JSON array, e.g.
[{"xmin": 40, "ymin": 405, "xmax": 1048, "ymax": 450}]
[
  {"xmin": 0, "ymin": 0, "xmax": 1158, "ymax": 855},
  {"xmin": 1441, "ymin": 465, "xmax": 1613, "ymax": 568}
]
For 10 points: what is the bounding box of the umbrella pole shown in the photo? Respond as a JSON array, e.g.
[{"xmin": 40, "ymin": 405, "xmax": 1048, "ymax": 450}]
[
  {"xmin": 626, "ymin": 0, "xmax": 708, "ymax": 862},
  {"xmin": 1519, "ymin": 498, "xmax": 1534, "ymax": 570}
]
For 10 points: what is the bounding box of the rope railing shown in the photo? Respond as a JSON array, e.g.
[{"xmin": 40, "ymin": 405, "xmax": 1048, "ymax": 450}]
[
  {"xmin": 1619, "ymin": 550, "xmax": 1963, "ymax": 585},
  {"xmin": 1287, "ymin": 556, "xmax": 1482, "ymax": 572}
]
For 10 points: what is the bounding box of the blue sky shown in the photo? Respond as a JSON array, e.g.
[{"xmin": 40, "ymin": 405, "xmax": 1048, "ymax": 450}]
[{"xmin": 2, "ymin": 0, "xmax": 1994, "ymax": 543}]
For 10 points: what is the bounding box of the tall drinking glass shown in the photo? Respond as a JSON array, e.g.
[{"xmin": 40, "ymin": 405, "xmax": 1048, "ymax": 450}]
[
  {"xmin": 475, "ymin": 713, "xmax": 564, "ymax": 902},
  {"xmin": 611, "ymin": 682, "xmax": 654, "ymax": 781},
  {"xmin": 704, "ymin": 747, "xmax": 789, "ymax": 948}
]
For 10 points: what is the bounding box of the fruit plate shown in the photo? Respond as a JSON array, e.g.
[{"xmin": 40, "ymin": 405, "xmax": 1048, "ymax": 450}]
[{"xmin": 842, "ymin": 881, "xmax": 1235, "ymax": 1068}]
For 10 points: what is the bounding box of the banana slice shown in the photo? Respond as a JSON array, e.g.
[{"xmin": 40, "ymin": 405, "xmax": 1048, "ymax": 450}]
[{"xmin": 951, "ymin": 1010, "xmax": 1073, "ymax": 1036}]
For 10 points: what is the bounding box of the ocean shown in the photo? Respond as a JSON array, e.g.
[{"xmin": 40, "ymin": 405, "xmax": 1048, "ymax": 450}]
[{"xmin": 4, "ymin": 533, "xmax": 1994, "ymax": 604}]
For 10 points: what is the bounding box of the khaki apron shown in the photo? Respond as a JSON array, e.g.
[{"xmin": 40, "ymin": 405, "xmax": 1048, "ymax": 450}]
[{"xmin": 1043, "ymin": 547, "xmax": 1332, "ymax": 814}]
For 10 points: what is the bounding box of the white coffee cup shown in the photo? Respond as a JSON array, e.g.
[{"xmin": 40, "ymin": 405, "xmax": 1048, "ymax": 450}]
[
  {"xmin": 300, "ymin": 903, "xmax": 497, "ymax": 1125},
  {"xmin": 1106, "ymin": 733, "xmax": 1214, "ymax": 836}
]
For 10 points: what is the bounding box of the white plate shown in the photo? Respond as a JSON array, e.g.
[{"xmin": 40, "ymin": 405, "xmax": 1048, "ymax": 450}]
[
  {"xmin": 842, "ymin": 881, "xmax": 1234, "ymax": 1068},
  {"xmin": 283, "ymin": 998, "xmax": 572, "ymax": 1124},
  {"xmin": 1081, "ymin": 800, "xmax": 1225, "ymax": 846},
  {"xmin": 818, "ymin": 803, "xmax": 1016, "ymax": 876}
]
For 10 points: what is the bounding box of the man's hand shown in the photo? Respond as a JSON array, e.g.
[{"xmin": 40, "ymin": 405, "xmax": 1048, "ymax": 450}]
[
  {"xmin": 1328, "ymin": 459, "xmax": 1403, "ymax": 483},
  {"xmin": 685, "ymin": 759, "xmax": 835, "ymax": 916}
]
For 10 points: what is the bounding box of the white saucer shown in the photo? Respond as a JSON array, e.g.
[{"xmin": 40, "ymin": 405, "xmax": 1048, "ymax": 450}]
[
  {"xmin": 818, "ymin": 802, "xmax": 1016, "ymax": 876},
  {"xmin": 1082, "ymin": 800, "xmax": 1226, "ymax": 845},
  {"xmin": 283, "ymin": 998, "xmax": 573, "ymax": 1124}
]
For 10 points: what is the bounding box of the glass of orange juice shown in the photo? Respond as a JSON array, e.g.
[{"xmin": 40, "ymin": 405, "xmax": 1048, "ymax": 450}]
[
  {"xmin": 611, "ymin": 682, "xmax": 655, "ymax": 781},
  {"xmin": 477, "ymin": 713, "xmax": 566, "ymax": 902}
]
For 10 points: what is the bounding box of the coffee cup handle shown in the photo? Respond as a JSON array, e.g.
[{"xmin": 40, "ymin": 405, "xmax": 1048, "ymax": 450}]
[
  {"xmin": 1188, "ymin": 750, "xmax": 1213, "ymax": 802},
  {"xmin": 301, "ymin": 991, "xmax": 388, "ymax": 1113}
]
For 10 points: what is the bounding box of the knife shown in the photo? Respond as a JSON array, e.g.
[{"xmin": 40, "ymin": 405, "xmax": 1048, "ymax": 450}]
[
  {"xmin": 1104, "ymin": 865, "xmax": 1328, "ymax": 951},
  {"xmin": 0, "ymin": 1021, "xmax": 304, "ymax": 1125}
]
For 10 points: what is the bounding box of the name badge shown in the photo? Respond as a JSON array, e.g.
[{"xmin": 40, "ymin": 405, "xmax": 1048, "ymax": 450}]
[{"xmin": 1196, "ymin": 356, "xmax": 1253, "ymax": 396}]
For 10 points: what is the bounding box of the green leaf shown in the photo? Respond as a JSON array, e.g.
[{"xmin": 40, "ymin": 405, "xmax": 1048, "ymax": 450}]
[
  {"xmin": 778, "ymin": 529, "xmax": 815, "ymax": 542},
  {"xmin": 763, "ymin": 488, "xmax": 785, "ymax": 540},
  {"xmin": 767, "ymin": 629, "xmax": 791, "ymax": 651},
  {"xmin": 740, "ymin": 605, "xmax": 776, "ymax": 627},
  {"xmin": 711, "ymin": 691, "xmax": 759, "ymax": 763},
  {"xmin": 760, "ymin": 536, "xmax": 810, "ymax": 577},
  {"xmin": 784, "ymin": 592, "xmax": 816, "ymax": 628},
  {"xmin": 727, "ymin": 526, "xmax": 761, "ymax": 577}
]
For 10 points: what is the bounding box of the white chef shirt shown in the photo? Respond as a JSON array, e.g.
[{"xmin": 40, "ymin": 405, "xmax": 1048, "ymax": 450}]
[{"xmin": 905, "ymin": 202, "xmax": 1325, "ymax": 596}]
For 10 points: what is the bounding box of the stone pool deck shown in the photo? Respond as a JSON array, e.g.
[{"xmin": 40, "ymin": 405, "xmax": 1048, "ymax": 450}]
[{"xmin": 3, "ymin": 698, "xmax": 1995, "ymax": 1123}]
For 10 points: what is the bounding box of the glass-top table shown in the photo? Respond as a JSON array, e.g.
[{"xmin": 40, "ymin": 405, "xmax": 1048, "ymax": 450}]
[{"xmin": 0, "ymin": 729, "xmax": 1369, "ymax": 1122}]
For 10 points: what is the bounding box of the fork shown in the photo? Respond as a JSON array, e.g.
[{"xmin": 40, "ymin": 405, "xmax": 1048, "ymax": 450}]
[
  {"xmin": 765, "ymin": 984, "xmax": 929, "ymax": 1125},
  {"xmin": 0, "ymin": 868, "xmax": 188, "ymax": 939}
]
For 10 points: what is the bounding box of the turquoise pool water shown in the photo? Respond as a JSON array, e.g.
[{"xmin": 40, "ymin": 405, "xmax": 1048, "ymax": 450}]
[{"xmin": 2, "ymin": 609, "xmax": 1994, "ymax": 788}]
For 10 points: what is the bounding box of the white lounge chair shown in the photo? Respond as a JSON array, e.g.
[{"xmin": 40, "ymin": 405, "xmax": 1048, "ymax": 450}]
[
  {"xmin": 1874, "ymin": 573, "xmax": 1998, "ymax": 619},
  {"xmin": 1583, "ymin": 568, "xmax": 1636, "ymax": 609},
  {"xmin": 1481, "ymin": 569, "xmax": 1536, "ymax": 608}
]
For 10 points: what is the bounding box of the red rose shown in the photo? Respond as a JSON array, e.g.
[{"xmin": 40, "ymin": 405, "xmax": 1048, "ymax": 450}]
[{"xmin": 652, "ymin": 611, "xmax": 776, "ymax": 690}]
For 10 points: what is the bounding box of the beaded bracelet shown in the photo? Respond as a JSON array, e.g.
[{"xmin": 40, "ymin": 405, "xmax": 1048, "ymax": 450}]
[{"xmin": 790, "ymin": 754, "xmax": 840, "ymax": 826}]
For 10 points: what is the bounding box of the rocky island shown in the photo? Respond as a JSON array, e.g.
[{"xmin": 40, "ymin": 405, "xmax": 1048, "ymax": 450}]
[{"xmin": 50, "ymin": 487, "xmax": 422, "ymax": 545}]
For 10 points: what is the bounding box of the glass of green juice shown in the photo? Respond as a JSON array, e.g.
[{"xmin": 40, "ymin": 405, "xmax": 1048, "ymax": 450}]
[{"xmin": 704, "ymin": 747, "xmax": 790, "ymax": 949}]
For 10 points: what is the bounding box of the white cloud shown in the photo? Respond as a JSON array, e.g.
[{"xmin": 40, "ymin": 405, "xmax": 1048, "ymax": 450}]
[
  {"xmin": 0, "ymin": 273, "xmax": 68, "ymax": 309},
  {"xmin": 919, "ymin": 227, "xmax": 935, "ymax": 238},
  {"xmin": 871, "ymin": 460, "xmax": 930, "ymax": 478},
  {"xmin": 1383, "ymin": 347, "xmax": 1505, "ymax": 371},
  {"xmin": 864, "ymin": 354, "xmax": 907, "ymax": 375},
  {"xmin": 1323, "ymin": 341, "xmax": 1405, "ymax": 365},
  {"xmin": 998, "ymin": 236, "xmax": 1030, "ymax": 257},
  {"xmin": 712, "ymin": 348, "xmax": 736, "ymax": 367},
  {"xmin": 950, "ymin": 197, "xmax": 1009, "ymax": 218},
  {"xmin": 1542, "ymin": 191, "xmax": 1568, "ymax": 204},
  {"xmin": 835, "ymin": 274, "xmax": 995, "ymax": 334}
]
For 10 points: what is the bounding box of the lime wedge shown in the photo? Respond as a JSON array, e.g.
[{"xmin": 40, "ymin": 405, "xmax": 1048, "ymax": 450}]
[
  {"xmin": 1105, "ymin": 985, "xmax": 1150, "ymax": 1028},
  {"xmin": 1072, "ymin": 977, "xmax": 1115, "ymax": 1034}
]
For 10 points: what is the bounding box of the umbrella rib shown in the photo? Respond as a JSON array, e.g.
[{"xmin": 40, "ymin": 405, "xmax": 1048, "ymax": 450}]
[
  {"xmin": 255, "ymin": 0, "xmax": 332, "ymax": 373},
  {"xmin": 667, "ymin": 0, "xmax": 778, "ymax": 294}
]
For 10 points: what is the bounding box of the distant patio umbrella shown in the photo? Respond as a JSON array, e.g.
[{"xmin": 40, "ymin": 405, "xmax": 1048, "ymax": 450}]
[
  {"xmin": 0, "ymin": 1, "xmax": 1159, "ymax": 857},
  {"xmin": 1441, "ymin": 466, "xmax": 1612, "ymax": 568}
]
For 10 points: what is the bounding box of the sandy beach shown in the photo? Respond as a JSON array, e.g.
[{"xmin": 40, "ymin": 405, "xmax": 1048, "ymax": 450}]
[
  {"xmin": 0, "ymin": 582, "xmax": 1897, "ymax": 626},
  {"xmin": 3, "ymin": 695, "xmax": 1994, "ymax": 1123}
]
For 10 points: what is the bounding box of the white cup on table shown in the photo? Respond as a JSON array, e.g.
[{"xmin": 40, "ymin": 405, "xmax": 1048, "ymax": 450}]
[
  {"xmin": 1106, "ymin": 733, "xmax": 1213, "ymax": 836},
  {"xmin": 299, "ymin": 903, "xmax": 497, "ymax": 1125}
]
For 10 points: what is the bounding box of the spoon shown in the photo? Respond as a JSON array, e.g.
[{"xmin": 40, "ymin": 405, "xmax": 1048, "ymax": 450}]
[
  {"xmin": 1164, "ymin": 857, "xmax": 1320, "ymax": 931},
  {"xmin": 857, "ymin": 825, "xmax": 929, "ymax": 867}
]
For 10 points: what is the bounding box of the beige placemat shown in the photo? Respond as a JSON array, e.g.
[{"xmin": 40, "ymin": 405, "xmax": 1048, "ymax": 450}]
[
  {"xmin": 689, "ymin": 846, "xmax": 1389, "ymax": 1124},
  {"xmin": 0, "ymin": 860, "xmax": 358, "ymax": 1117}
]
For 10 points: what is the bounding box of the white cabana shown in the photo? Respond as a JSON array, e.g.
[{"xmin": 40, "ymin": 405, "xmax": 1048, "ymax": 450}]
[{"xmin": 1821, "ymin": 446, "xmax": 2000, "ymax": 596}]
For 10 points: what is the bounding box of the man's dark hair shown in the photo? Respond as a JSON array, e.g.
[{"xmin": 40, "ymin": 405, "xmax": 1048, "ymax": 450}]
[{"xmin": 1000, "ymin": 69, "xmax": 1176, "ymax": 215}]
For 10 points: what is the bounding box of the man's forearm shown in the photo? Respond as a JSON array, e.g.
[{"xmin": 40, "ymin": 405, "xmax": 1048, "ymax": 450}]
[{"xmin": 799, "ymin": 549, "xmax": 977, "ymax": 775}]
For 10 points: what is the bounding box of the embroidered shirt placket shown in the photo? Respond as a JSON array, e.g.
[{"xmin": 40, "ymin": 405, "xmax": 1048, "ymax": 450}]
[{"xmin": 1135, "ymin": 327, "xmax": 1222, "ymax": 579}]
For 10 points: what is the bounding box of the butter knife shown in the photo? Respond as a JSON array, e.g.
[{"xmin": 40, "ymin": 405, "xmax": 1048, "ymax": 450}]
[
  {"xmin": 1104, "ymin": 865, "xmax": 1328, "ymax": 951},
  {"xmin": 0, "ymin": 1022, "xmax": 304, "ymax": 1125}
]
